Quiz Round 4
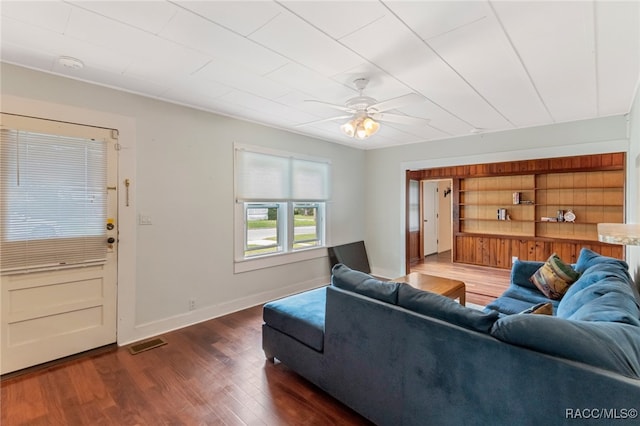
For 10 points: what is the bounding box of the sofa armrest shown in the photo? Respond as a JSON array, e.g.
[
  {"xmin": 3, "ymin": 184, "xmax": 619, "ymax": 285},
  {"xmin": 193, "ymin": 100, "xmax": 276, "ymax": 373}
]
[{"xmin": 510, "ymin": 259, "xmax": 544, "ymax": 290}]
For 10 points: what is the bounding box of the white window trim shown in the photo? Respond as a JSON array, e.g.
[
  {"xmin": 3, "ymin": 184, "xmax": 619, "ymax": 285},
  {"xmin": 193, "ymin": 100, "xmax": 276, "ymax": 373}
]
[{"xmin": 233, "ymin": 143, "xmax": 330, "ymax": 273}]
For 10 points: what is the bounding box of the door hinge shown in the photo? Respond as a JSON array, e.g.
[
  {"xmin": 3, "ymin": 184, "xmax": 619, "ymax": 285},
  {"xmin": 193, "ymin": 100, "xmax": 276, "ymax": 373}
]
[
  {"xmin": 111, "ymin": 129, "xmax": 119, "ymax": 139},
  {"xmin": 114, "ymin": 143, "xmax": 123, "ymax": 151}
]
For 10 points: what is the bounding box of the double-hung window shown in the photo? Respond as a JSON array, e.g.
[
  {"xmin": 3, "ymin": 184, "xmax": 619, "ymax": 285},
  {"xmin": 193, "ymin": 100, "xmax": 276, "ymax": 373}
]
[{"xmin": 235, "ymin": 146, "xmax": 330, "ymax": 264}]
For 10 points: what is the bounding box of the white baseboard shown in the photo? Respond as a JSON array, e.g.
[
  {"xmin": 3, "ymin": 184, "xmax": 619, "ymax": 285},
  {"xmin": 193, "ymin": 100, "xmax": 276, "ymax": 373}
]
[{"xmin": 119, "ymin": 276, "xmax": 329, "ymax": 346}]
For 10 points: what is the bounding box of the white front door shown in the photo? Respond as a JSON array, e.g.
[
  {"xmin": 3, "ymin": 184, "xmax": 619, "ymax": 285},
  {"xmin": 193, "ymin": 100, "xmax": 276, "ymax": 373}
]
[
  {"xmin": 422, "ymin": 181, "xmax": 438, "ymax": 256},
  {"xmin": 0, "ymin": 113, "xmax": 118, "ymax": 374}
]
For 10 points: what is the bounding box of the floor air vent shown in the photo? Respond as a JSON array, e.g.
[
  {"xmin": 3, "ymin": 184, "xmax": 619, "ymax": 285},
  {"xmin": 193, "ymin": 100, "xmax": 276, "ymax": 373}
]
[{"xmin": 128, "ymin": 337, "xmax": 167, "ymax": 355}]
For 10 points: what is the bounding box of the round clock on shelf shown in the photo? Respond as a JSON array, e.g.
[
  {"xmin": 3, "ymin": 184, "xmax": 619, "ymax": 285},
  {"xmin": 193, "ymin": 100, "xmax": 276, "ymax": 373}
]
[{"xmin": 564, "ymin": 210, "xmax": 576, "ymax": 223}]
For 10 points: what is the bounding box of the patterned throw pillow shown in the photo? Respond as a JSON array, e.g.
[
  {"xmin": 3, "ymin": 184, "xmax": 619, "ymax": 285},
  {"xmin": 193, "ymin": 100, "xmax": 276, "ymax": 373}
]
[{"xmin": 530, "ymin": 254, "xmax": 580, "ymax": 300}]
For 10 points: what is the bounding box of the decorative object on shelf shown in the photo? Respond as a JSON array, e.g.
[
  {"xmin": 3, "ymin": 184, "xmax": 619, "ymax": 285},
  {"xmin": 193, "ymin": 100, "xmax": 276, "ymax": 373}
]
[
  {"xmin": 513, "ymin": 192, "xmax": 520, "ymax": 204},
  {"xmin": 563, "ymin": 210, "xmax": 576, "ymax": 223},
  {"xmin": 557, "ymin": 209, "xmax": 564, "ymax": 222},
  {"xmin": 597, "ymin": 223, "xmax": 640, "ymax": 246},
  {"xmin": 541, "ymin": 217, "xmax": 558, "ymax": 222},
  {"xmin": 497, "ymin": 208, "xmax": 507, "ymax": 220}
]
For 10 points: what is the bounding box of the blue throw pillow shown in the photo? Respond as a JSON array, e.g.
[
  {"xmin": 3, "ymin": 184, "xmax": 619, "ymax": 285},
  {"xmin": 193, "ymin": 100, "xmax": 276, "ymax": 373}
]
[
  {"xmin": 331, "ymin": 263, "xmax": 400, "ymax": 304},
  {"xmin": 396, "ymin": 284, "xmax": 499, "ymax": 333}
]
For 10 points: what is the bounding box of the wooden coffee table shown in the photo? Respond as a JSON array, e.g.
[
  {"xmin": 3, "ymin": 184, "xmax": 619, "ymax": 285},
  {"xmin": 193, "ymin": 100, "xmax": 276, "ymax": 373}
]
[{"xmin": 394, "ymin": 272, "xmax": 466, "ymax": 306}]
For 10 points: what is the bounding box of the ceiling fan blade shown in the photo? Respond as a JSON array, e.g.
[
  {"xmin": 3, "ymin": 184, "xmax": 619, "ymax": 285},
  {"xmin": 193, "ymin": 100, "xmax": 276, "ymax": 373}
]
[
  {"xmin": 304, "ymin": 99, "xmax": 354, "ymax": 113},
  {"xmin": 296, "ymin": 115, "xmax": 353, "ymax": 127},
  {"xmin": 368, "ymin": 93, "xmax": 426, "ymax": 112},
  {"xmin": 371, "ymin": 112, "xmax": 430, "ymax": 126}
]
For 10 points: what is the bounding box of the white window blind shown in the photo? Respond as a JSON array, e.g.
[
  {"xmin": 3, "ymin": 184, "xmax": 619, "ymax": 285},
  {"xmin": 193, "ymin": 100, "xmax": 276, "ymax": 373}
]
[
  {"xmin": 235, "ymin": 148, "xmax": 331, "ymax": 202},
  {"xmin": 1, "ymin": 129, "xmax": 108, "ymax": 272}
]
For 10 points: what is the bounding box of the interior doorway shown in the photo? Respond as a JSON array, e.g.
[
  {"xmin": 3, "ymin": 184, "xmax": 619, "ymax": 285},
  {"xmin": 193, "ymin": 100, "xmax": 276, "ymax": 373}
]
[{"xmin": 405, "ymin": 175, "xmax": 454, "ymax": 271}]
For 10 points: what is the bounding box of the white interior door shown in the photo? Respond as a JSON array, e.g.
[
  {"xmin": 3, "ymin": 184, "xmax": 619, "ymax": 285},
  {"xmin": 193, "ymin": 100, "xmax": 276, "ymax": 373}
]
[
  {"xmin": 0, "ymin": 113, "xmax": 118, "ymax": 374},
  {"xmin": 422, "ymin": 181, "xmax": 438, "ymax": 256}
]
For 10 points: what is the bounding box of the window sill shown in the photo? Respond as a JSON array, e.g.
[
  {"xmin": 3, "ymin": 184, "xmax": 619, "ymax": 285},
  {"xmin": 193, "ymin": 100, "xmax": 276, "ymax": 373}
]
[{"xmin": 234, "ymin": 247, "xmax": 328, "ymax": 274}]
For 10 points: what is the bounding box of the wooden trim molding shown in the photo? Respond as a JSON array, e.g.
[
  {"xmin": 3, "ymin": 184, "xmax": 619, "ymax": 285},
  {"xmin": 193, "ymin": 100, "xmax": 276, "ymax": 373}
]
[{"xmin": 407, "ymin": 152, "xmax": 625, "ymax": 180}]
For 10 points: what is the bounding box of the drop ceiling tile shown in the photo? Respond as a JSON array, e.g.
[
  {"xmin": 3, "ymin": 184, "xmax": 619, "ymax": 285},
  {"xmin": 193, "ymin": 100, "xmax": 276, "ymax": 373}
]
[
  {"xmin": 341, "ymin": 14, "xmax": 512, "ymax": 130},
  {"xmin": 493, "ymin": 1, "xmax": 598, "ymax": 122},
  {"xmin": 0, "ymin": 0, "xmax": 71, "ymax": 33},
  {"xmin": 248, "ymin": 11, "xmax": 363, "ymax": 76},
  {"xmin": 426, "ymin": 12, "xmax": 551, "ymax": 127},
  {"xmin": 595, "ymin": 1, "xmax": 640, "ymax": 115},
  {"xmin": 1, "ymin": 42, "xmax": 56, "ymax": 71},
  {"xmin": 65, "ymin": 7, "xmax": 161, "ymax": 60},
  {"xmin": 218, "ymin": 90, "xmax": 290, "ymax": 114},
  {"xmin": 385, "ymin": 1, "xmax": 488, "ymax": 41},
  {"xmin": 1, "ymin": 15, "xmax": 132, "ymax": 74},
  {"xmin": 280, "ymin": 1, "xmax": 387, "ymax": 39},
  {"xmin": 76, "ymin": 66, "xmax": 169, "ymax": 97},
  {"xmin": 265, "ymin": 62, "xmax": 355, "ymax": 103},
  {"xmin": 159, "ymin": 10, "xmax": 288, "ymax": 75},
  {"xmin": 195, "ymin": 59, "xmax": 290, "ymax": 99},
  {"xmin": 124, "ymin": 39, "xmax": 210, "ymax": 82},
  {"xmin": 161, "ymin": 77, "xmax": 233, "ymax": 102},
  {"xmin": 177, "ymin": 1, "xmax": 281, "ymax": 36},
  {"xmin": 67, "ymin": 1, "xmax": 178, "ymax": 34}
]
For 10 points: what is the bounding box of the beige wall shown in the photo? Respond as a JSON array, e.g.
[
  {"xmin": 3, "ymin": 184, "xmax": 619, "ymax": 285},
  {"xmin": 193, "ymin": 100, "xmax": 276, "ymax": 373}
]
[{"xmin": 1, "ymin": 63, "xmax": 366, "ymax": 344}]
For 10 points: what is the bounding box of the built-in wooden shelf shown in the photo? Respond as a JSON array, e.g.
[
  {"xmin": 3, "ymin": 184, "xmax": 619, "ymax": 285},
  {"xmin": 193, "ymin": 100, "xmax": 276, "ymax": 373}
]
[{"xmin": 407, "ymin": 153, "xmax": 626, "ymax": 270}]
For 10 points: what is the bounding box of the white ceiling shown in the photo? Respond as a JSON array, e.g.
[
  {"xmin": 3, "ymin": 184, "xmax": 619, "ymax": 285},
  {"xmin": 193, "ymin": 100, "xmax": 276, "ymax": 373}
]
[{"xmin": 1, "ymin": 1, "xmax": 639, "ymax": 149}]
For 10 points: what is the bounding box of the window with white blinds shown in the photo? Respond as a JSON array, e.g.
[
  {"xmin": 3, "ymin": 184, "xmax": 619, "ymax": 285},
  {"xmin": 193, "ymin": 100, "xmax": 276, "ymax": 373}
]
[
  {"xmin": 235, "ymin": 146, "xmax": 330, "ymax": 261},
  {"xmin": 235, "ymin": 149, "xmax": 331, "ymax": 202},
  {"xmin": 1, "ymin": 128, "xmax": 107, "ymax": 271}
]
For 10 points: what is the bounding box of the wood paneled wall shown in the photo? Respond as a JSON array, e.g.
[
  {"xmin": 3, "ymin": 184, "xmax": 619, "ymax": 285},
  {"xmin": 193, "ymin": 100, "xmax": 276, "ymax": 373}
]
[{"xmin": 406, "ymin": 152, "xmax": 626, "ymax": 270}]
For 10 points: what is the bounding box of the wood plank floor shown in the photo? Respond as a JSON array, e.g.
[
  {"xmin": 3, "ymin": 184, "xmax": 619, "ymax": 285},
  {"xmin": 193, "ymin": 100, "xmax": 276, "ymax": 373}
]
[
  {"xmin": 411, "ymin": 250, "xmax": 511, "ymax": 306},
  {"xmin": 2, "ymin": 255, "xmax": 506, "ymax": 425}
]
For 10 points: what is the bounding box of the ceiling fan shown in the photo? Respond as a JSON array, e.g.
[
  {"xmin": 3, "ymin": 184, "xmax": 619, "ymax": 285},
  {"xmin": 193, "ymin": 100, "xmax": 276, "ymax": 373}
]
[{"xmin": 301, "ymin": 78, "xmax": 430, "ymax": 140}]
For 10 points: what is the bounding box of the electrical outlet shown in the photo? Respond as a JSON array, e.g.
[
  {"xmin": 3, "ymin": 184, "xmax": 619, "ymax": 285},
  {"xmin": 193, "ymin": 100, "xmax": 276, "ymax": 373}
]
[
  {"xmin": 512, "ymin": 256, "xmax": 518, "ymax": 264},
  {"xmin": 188, "ymin": 298, "xmax": 196, "ymax": 311},
  {"xmin": 139, "ymin": 214, "xmax": 152, "ymax": 225}
]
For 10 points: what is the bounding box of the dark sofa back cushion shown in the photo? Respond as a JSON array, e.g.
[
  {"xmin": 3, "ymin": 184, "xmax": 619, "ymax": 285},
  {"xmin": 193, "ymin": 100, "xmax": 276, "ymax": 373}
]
[
  {"xmin": 491, "ymin": 314, "xmax": 640, "ymax": 379},
  {"xmin": 397, "ymin": 284, "xmax": 499, "ymax": 333},
  {"xmin": 331, "ymin": 264, "xmax": 400, "ymax": 304}
]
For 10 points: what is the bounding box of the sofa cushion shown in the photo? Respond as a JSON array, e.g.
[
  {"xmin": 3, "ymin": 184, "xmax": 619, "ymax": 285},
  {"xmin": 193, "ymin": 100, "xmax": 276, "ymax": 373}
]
[
  {"xmin": 557, "ymin": 278, "xmax": 640, "ymax": 326},
  {"xmin": 397, "ymin": 284, "xmax": 499, "ymax": 333},
  {"xmin": 331, "ymin": 263, "xmax": 400, "ymax": 304},
  {"xmin": 484, "ymin": 285, "xmax": 560, "ymax": 316},
  {"xmin": 511, "ymin": 259, "xmax": 545, "ymax": 290},
  {"xmin": 530, "ymin": 253, "xmax": 579, "ymax": 300},
  {"xmin": 575, "ymin": 247, "xmax": 629, "ymax": 274},
  {"xmin": 263, "ymin": 287, "xmax": 326, "ymax": 352},
  {"xmin": 520, "ymin": 302, "xmax": 553, "ymax": 315},
  {"xmin": 491, "ymin": 314, "xmax": 640, "ymax": 378}
]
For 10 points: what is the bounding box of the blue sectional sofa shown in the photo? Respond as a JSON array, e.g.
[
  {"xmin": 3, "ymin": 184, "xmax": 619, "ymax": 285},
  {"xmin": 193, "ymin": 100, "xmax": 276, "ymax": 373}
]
[{"xmin": 262, "ymin": 248, "xmax": 640, "ymax": 425}]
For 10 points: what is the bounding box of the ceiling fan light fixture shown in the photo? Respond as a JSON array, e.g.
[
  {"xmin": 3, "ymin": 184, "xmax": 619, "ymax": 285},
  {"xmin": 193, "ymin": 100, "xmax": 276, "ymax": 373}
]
[
  {"xmin": 341, "ymin": 116, "xmax": 380, "ymax": 140},
  {"xmin": 340, "ymin": 120, "xmax": 356, "ymax": 137},
  {"xmin": 363, "ymin": 117, "xmax": 380, "ymax": 134}
]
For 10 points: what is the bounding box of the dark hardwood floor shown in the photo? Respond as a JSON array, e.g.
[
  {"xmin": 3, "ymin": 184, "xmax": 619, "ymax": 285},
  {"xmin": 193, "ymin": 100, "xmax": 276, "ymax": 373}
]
[
  {"xmin": 2, "ymin": 255, "xmax": 505, "ymax": 425},
  {"xmin": 1, "ymin": 306, "xmax": 370, "ymax": 426}
]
